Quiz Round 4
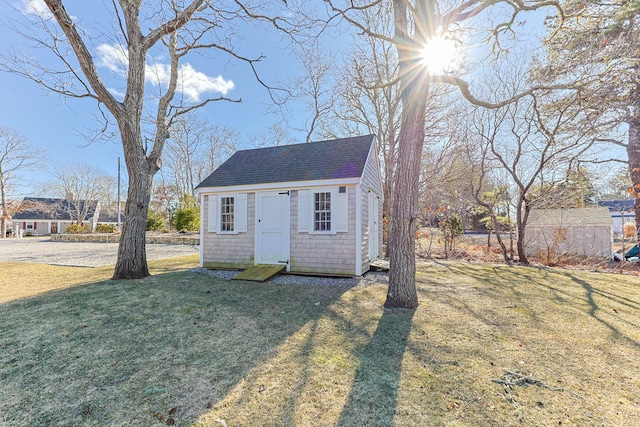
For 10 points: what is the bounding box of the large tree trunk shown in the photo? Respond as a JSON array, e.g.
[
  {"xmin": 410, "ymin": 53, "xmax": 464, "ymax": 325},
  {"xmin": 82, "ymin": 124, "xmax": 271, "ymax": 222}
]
[
  {"xmin": 112, "ymin": 124, "xmax": 156, "ymax": 280},
  {"xmin": 382, "ymin": 132, "xmax": 396, "ymax": 257},
  {"xmin": 385, "ymin": 81, "xmax": 428, "ymax": 309},
  {"xmin": 386, "ymin": 119, "xmax": 424, "ymax": 308},
  {"xmin": 113, "ymin": 173, "xmax": 153, "ymax": 279},
  {"xmin": 385, "ymin": 0, "xmax": 433, "ymax": 309},
  {"xmin": 628, "ymin": 116, "xmax": 640, "ymax": 244}
]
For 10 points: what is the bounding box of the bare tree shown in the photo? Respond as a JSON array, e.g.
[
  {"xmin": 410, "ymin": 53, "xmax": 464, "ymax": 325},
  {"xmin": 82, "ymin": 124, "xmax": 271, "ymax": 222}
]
[
  {"xmin": 164, "ymin": 112, "xmax": 224, "ymax": 198},
  {"xmin": 469, "ymin": 88, "xmax": 596, "ymax": 263},
  {"xmin": 0, "ymin": 126, "xmax": 43, "ymax": 238},
  {"xmin": 315, "ymin": 0, "xmax": 573, "ymax": 308},
  {"xmin": 603, "ymin": 167, "xmax": 632, "ymax": 200},
  {"xmin": 465, "ymin": 108, "xmax": 515, "ymax": 263},
  {"xmin": 324, "ymin": 1, "xmax": 452, "ymax": 256},
  {"xmin": 252, "ymin": 122, "xmax": 296, "ymax": 148},
  {"xmin": 419, "ymin": 103, "xmax": 476, "ymax": 232},
  {"xmin": 196, "ymin": 124, "xmax": 240, "ymax": 184},
  {"xmin": 48, "ymin": 163, "xmax": 115, "ymax": 225},
  {"xmin": 151, "ymin": 177, "xmax": 178, "ymax": 229},
  {"xmin": 2, "ymin": 1, "xmax": 299, "ymax": 278},
  {"xmin": 331, "ymin": 2, "xmax": 402, "ymax": 248},
  {"xmin": 293, "ymin": 44, "xmax": 338, "ymax": 142},
  {"xmin": 160, "ymin": 114, "xmax": 240, "ymax": 216}
]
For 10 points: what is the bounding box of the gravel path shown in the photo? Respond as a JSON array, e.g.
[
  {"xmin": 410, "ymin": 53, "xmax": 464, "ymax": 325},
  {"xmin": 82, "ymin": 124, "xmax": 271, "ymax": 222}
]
[
  {"xmin": 0, "ymin": 238, "xmax": 199, "ymax": 267},
  {"xmin": 0, "ymin": 237, "xmax": 387, "ymax": 286},
  {"xmin": 192, "ymin": 267, "xmax": 388, "ymax": 287}
]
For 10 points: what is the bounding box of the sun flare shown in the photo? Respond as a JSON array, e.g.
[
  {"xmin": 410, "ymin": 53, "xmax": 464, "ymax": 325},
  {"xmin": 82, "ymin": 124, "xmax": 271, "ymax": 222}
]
[{"xmin": 420, "ymin": 36, "xmax": 457, "ymax": 74}]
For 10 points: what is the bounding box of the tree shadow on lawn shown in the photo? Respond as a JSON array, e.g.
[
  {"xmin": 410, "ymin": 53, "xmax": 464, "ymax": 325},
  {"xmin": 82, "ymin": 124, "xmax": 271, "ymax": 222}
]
[
  {"xmin": 196, "ymin": 285, "xmax": 416, "ymax": 426},
  {"xmin": 409, "ymin": 262, "xmax": 640, "ymax": 425},
  {"xmin": 0, "ymin": 270, "xmax": 353, "ymax": 426},
  {"xmin": 430, "ymin": 262, "xmax": 640, "ymax": 347},
  {"xmin": 335, "ymin": 307, "xmax": 414, "ymax": 426},
  {"xmin": 561, "ymin": 272, "xmax": 640, "ymax": 348}
]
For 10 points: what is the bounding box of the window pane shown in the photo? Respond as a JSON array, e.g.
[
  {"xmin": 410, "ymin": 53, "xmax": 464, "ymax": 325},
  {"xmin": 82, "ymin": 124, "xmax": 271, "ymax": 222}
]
[
  {"xmin": 220, "ymin": 197, "xmax": 235, "ymax": 231},
  {"xmin": 314, "ymin": 192, "xmax": 331, "ymax": 231}
]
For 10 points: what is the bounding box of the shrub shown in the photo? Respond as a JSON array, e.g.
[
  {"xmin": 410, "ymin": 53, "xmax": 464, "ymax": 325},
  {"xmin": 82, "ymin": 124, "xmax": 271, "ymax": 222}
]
[
  {"xmin": 624, "ymin": 222, "xmax": 636, "ymax": 239},
  {"xmin": 65, "ymin": 224, "xmax": 90, "ymax": 234},
  {"xmin": 147, "ymin": 209, "xmax": 166, "ymax": 231},
  {"xmin": 173, "ymin": 193, "xmax": 200, "ymax": 232},
  {"xmin": 95, "ymin": 224, "xmax": 118, "ymax": 233},
  {"xmin": 173, "ymin": 206, "xmax": 200, "ymax": 232}
]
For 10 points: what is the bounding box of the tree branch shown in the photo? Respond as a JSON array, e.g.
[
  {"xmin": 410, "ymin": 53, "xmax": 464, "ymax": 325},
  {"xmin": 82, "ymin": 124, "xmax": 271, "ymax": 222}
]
[{"xmin": 43, "ymin": 0, "xmax": 122, "ymax": 115}]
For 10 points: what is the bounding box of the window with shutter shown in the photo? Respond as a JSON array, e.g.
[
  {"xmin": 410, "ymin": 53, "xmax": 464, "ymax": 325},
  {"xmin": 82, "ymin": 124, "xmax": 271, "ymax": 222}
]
[
  {"xmin": 300, "ymin": 187, "xmax": 349, "ymax": 234},
  {"xmin": 209, "ymin": 193, "xmax": 248, "ymax": 234}
]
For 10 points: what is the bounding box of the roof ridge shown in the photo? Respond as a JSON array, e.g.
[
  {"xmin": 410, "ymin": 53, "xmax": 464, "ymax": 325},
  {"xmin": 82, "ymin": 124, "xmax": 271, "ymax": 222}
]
[{"xmin": 197, "ymin": 135, "xmax": 376, "ymax": 189}]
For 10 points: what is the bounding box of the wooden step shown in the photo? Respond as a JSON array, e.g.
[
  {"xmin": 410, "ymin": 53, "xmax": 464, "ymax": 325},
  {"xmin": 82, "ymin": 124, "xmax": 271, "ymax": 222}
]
[
  {"xmin": 232, "ymin": 264, "xmax": 286, "ymax": 282},
  {"xmin": 370, "ymin": 258, "xmax": 389, "ymax": 271}
]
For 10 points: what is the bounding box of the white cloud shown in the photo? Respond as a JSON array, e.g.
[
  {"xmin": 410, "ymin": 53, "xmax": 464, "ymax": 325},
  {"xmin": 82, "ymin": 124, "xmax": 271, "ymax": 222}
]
[
  {"xmin": 18, "ymin": 0, "xmax": 52, "ymax": 19},
  {"xmin": 96, "ymin": 43, "xmax": 234, "ymax": 102},
  {"xmin": 96, "ymin": 44, "xmax": 129, "ymax": 74},
  {"xmin": 146, "ymin": 62, "xmax": 236, "ymax": 101},
  {"xmin": 176, "ymin": 63, "xmax": 235, "ymax": 101},
  {"xmin": 145, "ymin": 62, "xmax": 170, "ymax": 87}
]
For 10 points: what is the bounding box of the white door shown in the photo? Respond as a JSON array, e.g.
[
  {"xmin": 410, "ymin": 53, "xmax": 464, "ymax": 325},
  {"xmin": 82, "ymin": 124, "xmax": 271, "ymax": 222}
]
[
  {"xmin": 256, "ymin": 191, "xmax": 290, "ymax": 270},
  {"xmin": 368, "ymin": 192, "xmax": 380, "ymax": 261}
]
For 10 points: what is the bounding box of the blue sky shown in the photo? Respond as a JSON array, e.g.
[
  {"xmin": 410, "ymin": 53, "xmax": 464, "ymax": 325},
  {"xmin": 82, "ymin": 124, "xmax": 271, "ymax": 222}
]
[
  {"xmin": 0, "ymin": 0, "xmax": 316, "ymax": 198},
  {"xmin": 0, "ymin": 1, "xmax": 627, "ymax": 199}
]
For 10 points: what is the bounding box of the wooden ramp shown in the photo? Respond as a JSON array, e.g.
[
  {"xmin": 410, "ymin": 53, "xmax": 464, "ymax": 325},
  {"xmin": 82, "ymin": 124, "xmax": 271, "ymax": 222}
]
[{"xmin": 232, "ymin": 264, "xmax": 286, "ymax": 282}]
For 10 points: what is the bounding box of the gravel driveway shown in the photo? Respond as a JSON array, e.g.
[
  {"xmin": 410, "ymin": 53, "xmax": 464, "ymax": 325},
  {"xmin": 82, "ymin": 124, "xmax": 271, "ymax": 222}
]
[{"xmin": 0, "ymin": 238, "xmax": 199, "ymax": 267}]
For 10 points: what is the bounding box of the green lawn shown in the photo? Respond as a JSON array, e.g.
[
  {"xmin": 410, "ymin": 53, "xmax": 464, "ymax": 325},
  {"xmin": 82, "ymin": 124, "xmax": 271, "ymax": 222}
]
[{"xmin": 1, "ymin": 258, "xmax": 639, "ymax": 426}]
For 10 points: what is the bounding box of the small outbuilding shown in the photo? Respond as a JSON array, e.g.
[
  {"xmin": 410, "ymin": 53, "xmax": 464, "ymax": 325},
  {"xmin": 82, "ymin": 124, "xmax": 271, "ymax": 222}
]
[
  {"xmin": 525, "ymin": 207, "xmax": 613, "ymax": 259},
  {"xmin": 195, "ymin": 135, "xmax": 383, "ymax": 276}
]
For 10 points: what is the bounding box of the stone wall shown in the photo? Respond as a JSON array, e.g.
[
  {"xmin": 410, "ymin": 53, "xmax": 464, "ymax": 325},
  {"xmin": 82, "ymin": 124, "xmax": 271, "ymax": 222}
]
[{"xmin": 51, "ymin": 233, "xmax": 199, "ymax": 245}]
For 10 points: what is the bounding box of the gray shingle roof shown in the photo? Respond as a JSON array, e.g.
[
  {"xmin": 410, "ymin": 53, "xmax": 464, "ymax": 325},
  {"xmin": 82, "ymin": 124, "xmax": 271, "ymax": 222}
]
[
  {"xmin": 196, "ymin": 135, "xmax": 375, "ymax": 189},
  {"xmin": 12, "ymin": 197, "xmax": 98, "ymax": 221}
]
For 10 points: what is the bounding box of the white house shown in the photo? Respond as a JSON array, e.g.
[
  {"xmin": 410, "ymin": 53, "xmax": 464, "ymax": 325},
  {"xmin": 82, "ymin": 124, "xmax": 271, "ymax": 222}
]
[
  {"xmin": 195, "ymin": 135, "xmax": 383, "ymax": 276},
  {"xmin": 12, "ymin": 197, "xmax": 100, "ymax": 236}
]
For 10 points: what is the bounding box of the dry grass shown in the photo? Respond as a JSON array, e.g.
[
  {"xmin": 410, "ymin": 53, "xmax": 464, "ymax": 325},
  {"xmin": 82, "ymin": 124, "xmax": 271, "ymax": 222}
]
[
  {"xmin": 1, "ymin": 258, "xmax": 639, "ymax": 426},
  {"xmin": 0, "ymin": 255, "xmax": 200, "ymax": 303}
]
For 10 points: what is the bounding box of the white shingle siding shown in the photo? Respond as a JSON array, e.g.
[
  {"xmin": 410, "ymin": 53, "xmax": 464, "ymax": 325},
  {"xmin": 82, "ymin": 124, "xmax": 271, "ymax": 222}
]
[
  {"xmin": 359, "ymin": 143, "xmax": 384, "ymax": 274},
  {"xmin": 290, "ymin": 189, "xmax": 357, "ymax": 276},
  {"xmin": 361, "ymin": 142, "xmax": 384, "ymax": 195},
  {"xmin": 202, "ymin": 193, "xmax": 255, "ymax": 269}
]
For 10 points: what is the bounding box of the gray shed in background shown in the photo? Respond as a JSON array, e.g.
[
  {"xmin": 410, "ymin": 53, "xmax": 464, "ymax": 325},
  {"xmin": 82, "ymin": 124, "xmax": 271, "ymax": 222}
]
[{"xmin": 526, "ymin": 207, "xmax": 613, "ymax": 259}]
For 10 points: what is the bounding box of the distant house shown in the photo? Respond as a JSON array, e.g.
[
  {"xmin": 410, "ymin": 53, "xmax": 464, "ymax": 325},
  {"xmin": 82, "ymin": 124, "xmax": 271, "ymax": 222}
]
[
  {"xmin": 97, "ymin": 210, "xmax": 123, "ymax": 229},
  {"xmin": 597, "ymin": 199, "xmax": 635, "ymax": 237},
  {"xmin": 195, "ymin": 135, "xmax": 383, "ymax": 276},
  {"xmin": 12, "ymin": 197, "xmax": 100, "ymax": 235},
  {"xmin": 525, "ymin": 207, "xmax": 613, "ymax": 259}
]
